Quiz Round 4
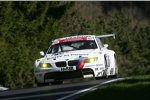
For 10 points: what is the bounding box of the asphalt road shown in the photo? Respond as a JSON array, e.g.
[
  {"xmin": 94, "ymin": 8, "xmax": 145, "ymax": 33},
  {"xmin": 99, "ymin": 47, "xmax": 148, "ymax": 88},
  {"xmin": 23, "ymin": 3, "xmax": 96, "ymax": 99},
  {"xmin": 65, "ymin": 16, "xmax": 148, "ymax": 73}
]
[{"xmin": 0, "ymin": 78, "xmax": 115, "ymax": 100}]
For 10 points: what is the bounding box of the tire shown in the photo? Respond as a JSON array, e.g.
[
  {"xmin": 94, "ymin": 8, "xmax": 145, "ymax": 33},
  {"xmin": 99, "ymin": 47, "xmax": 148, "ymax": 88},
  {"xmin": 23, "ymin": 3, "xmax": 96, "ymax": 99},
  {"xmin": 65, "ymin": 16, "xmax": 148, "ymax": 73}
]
[
  {"xmin": 51, "ymin": 80, "xmax": 63, "ymax": 85},
  {"xmin": 37, "ymin": 82, "xmax": 49, "ymax": 87}
]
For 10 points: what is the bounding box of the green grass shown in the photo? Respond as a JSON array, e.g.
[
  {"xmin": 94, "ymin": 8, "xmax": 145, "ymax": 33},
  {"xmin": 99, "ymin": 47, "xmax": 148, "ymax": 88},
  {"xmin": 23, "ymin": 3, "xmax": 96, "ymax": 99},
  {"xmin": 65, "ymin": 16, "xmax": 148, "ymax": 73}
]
[{"xmin": 76, "ymin": 75, "xmax": 150, "ymax": 100}]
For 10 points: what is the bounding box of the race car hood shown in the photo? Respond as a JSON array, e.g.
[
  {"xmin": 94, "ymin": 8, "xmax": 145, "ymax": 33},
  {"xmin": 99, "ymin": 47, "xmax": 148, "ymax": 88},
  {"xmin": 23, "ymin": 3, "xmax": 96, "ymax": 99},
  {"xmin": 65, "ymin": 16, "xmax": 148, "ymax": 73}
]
[{"xmin": 45, "ymin": 49, "xmax": 98, "ymax": 62}]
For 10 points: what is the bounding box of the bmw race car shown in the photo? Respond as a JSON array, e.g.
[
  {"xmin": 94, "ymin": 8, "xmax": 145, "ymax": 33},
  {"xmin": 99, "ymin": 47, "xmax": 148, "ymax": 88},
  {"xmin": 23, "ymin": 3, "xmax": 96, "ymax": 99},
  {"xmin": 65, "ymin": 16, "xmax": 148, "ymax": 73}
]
[{"xmin": 34, "ymin": 34, "xmax": 118, "ymax": 86}]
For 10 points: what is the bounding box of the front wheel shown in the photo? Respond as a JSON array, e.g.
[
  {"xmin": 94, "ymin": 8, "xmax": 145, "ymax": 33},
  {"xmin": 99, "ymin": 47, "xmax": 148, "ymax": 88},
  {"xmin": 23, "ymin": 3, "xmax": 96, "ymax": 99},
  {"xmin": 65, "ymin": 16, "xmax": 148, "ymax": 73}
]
[
  {"xmin": 37, "ymin": 82, "xmax": 49, "ymax": 87},
  {"xmin": 51, "ymin": 80, "xmax": 63, "ymax": 85}
]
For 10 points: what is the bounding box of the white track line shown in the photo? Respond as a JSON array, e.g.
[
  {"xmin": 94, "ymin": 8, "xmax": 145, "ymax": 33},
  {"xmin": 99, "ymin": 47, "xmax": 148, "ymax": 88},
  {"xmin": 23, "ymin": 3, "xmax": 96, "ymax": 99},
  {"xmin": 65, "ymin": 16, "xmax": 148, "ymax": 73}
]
[{"xmin": 57, "ymin": 78, "xmax": 125, "ymax": 100}]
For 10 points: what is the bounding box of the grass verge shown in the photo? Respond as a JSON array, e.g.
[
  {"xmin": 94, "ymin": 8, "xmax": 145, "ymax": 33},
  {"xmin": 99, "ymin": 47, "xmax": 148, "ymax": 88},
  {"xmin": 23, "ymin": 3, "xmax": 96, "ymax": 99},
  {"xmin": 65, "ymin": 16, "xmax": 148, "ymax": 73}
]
[{"xmin": 76, "ymin": 75, "xmax": 150, "ymax": 100}]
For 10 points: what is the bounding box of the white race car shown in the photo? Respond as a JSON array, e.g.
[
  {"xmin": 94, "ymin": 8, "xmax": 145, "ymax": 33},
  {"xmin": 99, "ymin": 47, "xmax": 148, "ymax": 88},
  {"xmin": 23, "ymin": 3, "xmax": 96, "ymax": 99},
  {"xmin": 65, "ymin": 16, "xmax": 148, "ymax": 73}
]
[{"xmin": 34, "ymin": 34, "xmax": 118, "ymax": 86}]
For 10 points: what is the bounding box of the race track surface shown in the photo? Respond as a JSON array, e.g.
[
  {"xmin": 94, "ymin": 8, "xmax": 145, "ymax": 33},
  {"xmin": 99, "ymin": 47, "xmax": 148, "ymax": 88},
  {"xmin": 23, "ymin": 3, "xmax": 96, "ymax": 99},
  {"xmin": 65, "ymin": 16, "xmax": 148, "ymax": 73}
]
[{"xmin": 0, "ymin": 78, "xmax": 117, "ymax": 100}]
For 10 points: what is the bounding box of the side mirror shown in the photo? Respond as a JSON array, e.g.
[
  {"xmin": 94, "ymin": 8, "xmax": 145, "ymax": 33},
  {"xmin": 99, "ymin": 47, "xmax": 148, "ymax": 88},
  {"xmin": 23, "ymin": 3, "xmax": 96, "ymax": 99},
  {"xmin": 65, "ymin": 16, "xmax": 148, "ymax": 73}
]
[
  {"xmin": 40, "ymin": 51, "xmax": 45, "ymax": 57},
  {"xmin": 104, "ymin": 44, "xmax": 109, "ymax": 48}
]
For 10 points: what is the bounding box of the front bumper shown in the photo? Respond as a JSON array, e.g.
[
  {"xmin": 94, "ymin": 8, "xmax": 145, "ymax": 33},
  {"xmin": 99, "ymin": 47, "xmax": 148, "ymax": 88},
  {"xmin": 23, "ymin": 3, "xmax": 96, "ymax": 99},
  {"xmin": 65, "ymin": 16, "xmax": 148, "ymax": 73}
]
[
  {"xmin": 44, "ymin": 70, "xmax": 82, "ymax": 81},
  {"xmin": 35, "ymin": 68, "xmax": 94, "ymax": 83}
]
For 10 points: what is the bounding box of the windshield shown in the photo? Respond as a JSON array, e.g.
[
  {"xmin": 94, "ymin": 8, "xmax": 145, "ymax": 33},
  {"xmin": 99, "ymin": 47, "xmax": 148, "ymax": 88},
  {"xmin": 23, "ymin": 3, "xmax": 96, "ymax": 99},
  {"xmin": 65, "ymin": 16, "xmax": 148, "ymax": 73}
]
[{"xmin": 47, "ymin": 40, "xmax": 97, "ymax": 54}]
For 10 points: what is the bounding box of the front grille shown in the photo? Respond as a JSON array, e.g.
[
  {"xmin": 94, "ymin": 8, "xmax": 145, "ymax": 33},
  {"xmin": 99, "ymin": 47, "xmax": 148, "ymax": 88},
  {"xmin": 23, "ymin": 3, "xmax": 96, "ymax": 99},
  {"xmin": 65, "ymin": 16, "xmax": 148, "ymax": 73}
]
[
  {"xmin": 68, "ymin": 60, "xmax": 79, "ymax": 66},
  {"xmin": 55, "ymin": 60, "xmax": 79, "ymax": 67},
  {"xmin": 55, "ymin": 61, "xmax": 66, "ymax": 67}
]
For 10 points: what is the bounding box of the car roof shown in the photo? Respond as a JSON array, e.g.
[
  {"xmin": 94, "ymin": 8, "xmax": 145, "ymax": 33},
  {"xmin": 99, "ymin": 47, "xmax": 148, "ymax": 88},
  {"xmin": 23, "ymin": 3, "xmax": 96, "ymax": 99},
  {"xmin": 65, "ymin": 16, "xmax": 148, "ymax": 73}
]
[
  {"xmin": 51, "ymin": 35, "xmax": 96, "ymax": 45},
  {"xmin": 53, "ymin": 35, "xmax": 96, "ymax": 41}
]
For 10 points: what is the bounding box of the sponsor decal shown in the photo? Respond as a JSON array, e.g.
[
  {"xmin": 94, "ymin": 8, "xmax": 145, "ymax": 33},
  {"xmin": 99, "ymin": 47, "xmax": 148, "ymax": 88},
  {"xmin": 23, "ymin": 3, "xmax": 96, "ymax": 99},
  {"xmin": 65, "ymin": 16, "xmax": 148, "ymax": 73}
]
[
  {"xmin": 86, "ymin": 64, "xmax": 95, "ymax": 67},
  {"xmin": 64, "ymin": 54, "xmax": 69, "ymax": 56},
  {"xmin": 47, "ymin": 57, "xmax": 56, "ymax": 60},
  {"xmin": 71, "ymin": 54, "xmax": 88, "ymax": 56},
  {"xmin": 59, "ymin": 37, "xmax": 87, "ymax": 43},
  {"xmin": 96, "ymin": 64, "xmax": 103, "ymax": 66},
  {"xmin": 100, "ymin": 67, "xmax": 104, "ymax": 70},
  {"xmin": 52, "ymin": 36, "xmax": 94, "ymax": 45},
  {"xmin": 95, "ymin": 68, "xmax": 98, "ymax": 71}
]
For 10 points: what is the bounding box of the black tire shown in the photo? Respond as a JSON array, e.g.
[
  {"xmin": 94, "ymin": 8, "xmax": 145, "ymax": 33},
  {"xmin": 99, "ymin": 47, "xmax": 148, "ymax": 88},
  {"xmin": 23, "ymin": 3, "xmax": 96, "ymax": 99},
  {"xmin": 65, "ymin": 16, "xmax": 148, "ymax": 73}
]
[
  {"xmin": 37, "ymin": 82, "xmax": 49, "ymax": 87},
  {"xmin": 95, "ymin": 76, "xmax": 107, "ymax": 80},
  {"xmin": 51, "ymin": 80, "xmax": 63, "ymax": 85}
]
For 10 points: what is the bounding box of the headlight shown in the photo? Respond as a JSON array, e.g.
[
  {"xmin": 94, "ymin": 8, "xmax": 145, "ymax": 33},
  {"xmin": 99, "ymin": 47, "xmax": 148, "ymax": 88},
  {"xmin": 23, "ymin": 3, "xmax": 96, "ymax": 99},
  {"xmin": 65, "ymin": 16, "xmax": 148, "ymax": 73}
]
[
  {"xmin": 39, "ymin": 63, "xmax": 51, "ymax": 68},
  {"xmin": 85, "ymin": 57, "xmax": 98, "ymax": 63}
]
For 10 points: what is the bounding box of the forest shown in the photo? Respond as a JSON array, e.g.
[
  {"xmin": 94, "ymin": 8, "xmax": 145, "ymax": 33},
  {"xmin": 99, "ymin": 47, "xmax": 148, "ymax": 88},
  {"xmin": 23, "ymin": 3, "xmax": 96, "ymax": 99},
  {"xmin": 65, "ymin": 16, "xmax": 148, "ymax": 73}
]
[{"xmin": 0, "ymin": 1, "xmax": 150, "ymax": 88}]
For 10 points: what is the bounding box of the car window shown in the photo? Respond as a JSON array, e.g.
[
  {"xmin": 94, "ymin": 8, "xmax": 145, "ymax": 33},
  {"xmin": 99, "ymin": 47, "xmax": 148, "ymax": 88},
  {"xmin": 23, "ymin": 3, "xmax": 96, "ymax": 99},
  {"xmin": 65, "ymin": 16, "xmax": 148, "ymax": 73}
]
[
  {"xmin": 79, "ymin": 41, "xmax": 97, "ymax": 49},
  {"xmin": 61, "ymin": 45, "xmax": 75, "ymax": 51},
  {"xmin": 47, "ymin": 40, "xmax": 97, "ymax": 54},
  {"xmin": 47, "ymin": 44, "xmax": 61, "ymax": 54}
]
